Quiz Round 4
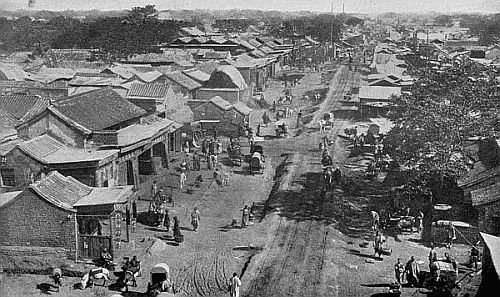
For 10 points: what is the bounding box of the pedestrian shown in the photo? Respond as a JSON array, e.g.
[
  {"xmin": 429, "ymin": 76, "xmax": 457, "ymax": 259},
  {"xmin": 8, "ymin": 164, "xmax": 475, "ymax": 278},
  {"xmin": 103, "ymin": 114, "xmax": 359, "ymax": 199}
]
[
  {"xmin": 256, "ymin": 124, "xmax": 261, "ymax": 137},
  {"xmin": 405, "ymin": 256, "xmax": 420, "ymax": 287},
  {"xmin": 415, "ymin": 212, "xmax": 423, "ymax": 233},
  {"xmin": 158, "ymin": 201, "xmax": 166, "ymax": 227},
  {"xmin": 173, "ymin": 216, "xmax": 181, "ymax": 238},
  {"xmin": 444, "ymin": 252, "xmax": 458, "ymax": 278},
  {"xmin": 447, "ymin": 222, "xmax": 456, "ymax": 248},
  {"xmin": 394, "ymin": 258, "xmax": 405, "ymax": 284},
  {"xmin": 241, "ymin": 205, "xmax": 250, "ymax": 228},
  {"xmin": 213, "ymin": 167, "xmax": 223, "ymax": 187},
  {"xmin": 371, "ymin": 210, "xmax": 380, "ymax": 231},
  {"xmin": 193, "ymin": 152, "xmax": 201, "ymax": 171},
  {"xmin": 151, "ymin": 180, "xmax": 158, "ymax": 201},
  {"xmin": 179, "ymin": 170, "xmax": 187, "ymax": 191},
  {"xmin": 164, "ymin": 208, "xmax": 171, "ymax": 231},
  {"xmin": 428, "ymin": 242, "xmax": 438, "ymax": 270},
  {"xmin": 190, "ymin": 207, "xmax": 201, "ymax": 232},
  {"xmin": 373, "ymin": 230, "xmax": 384, "ymax": 258},
  {"xmin": 296, "ymin": 111, "xmax": 303, "ymax": 129},
  {"xmin": 229, "ymin": 272, "xmax": 242, "ymax": 297},
  {"xmin": 272, "ymin": 101, "xmax": 276, "ymax": 112}
]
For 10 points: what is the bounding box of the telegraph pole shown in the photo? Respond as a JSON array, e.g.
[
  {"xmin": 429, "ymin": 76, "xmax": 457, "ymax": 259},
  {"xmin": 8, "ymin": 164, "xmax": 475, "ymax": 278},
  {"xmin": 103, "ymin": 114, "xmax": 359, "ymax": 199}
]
[{"xmin": 330, "ymin": 2, "xmax": 336, "ymax": 60}]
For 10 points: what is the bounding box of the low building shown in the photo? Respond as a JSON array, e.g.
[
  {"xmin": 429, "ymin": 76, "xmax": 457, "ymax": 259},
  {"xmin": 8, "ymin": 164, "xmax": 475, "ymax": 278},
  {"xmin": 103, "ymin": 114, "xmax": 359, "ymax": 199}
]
[
  {"xmin": 471, "ymin": 183, "xmax": 500, "ymax": 236},
  {"xmin": 358, "ymin": 86, "xmax": 401, "ymax": 116},
  {"xmin": 126, "ymin": 83, "xmax": 184, "ymax": 116},
  {"xmin": 197, "ymin": 65, "xmax": 250, "ymax": 104},
  {"xmin": 0, "ymin": 171, "xmax": 135, "ymax": 261},
  {"xmin": 1, "ymin": 134, "xmax": 118, "ymax": 189}
]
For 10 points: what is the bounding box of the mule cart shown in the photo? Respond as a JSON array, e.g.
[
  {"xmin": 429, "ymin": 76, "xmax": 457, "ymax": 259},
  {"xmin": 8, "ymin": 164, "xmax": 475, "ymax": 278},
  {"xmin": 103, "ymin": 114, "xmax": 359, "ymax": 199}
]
[
  {"xmin": 147, "ymin": 263, "xmax": 173, "ymax": 296},
  {"xmin": 422, "ymin": 260, "xmax": 459, "ymax": 297},
  {"xmin": 249, "ymin": 145, "xmax": 265, "ymax": 174}
]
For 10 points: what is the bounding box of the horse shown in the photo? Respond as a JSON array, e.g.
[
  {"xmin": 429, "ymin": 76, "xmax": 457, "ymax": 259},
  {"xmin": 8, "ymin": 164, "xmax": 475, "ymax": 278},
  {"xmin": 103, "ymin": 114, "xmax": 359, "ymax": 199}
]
[{"xmin": 80, "ymin": 267, "xmax": 110, "ymax": 289}]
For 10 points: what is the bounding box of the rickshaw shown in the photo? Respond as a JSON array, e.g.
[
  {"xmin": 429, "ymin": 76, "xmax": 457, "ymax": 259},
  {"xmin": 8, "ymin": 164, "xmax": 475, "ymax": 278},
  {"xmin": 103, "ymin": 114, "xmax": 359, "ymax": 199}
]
[
  {"xmin": 227, "ymin": 144, "xmax": 243, "ymax": 166},
  {"xmin": 147, "ymin": 263, "xmax": 173, "ymax": 296}
]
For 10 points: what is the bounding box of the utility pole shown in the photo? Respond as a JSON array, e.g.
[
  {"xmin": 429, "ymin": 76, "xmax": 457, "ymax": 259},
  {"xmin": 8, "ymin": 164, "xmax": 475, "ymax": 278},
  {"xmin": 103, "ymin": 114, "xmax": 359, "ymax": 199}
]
[{"xmin": 330, "ymin": 2, "xmax": 336, "ymax": 60}]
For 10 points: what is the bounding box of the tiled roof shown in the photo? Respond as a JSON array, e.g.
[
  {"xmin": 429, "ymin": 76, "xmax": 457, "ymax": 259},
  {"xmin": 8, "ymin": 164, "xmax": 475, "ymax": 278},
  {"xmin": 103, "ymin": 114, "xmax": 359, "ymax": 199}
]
[
  {"xmin": 248, "ymin": 39, "xmax": 263, "ymax": 48},
  {"xmin": 117, "ymin": 118, "xmax": 177, "ymax": 149},
  {"xmin": 30, "ymin": 171, "xmax": 93, "ymax": 211},
  {"xmin": 127, "ymin": 83, "xmax": 170, "ymax": 98},
  {"xmin": 73, "ymin": 186, "xmax": 133, "ymax": 207},
  {"xmin": 458, "ymin": 164, "xmax": 499, "ymax": 188},
  {"xmin": 69, "ymin": 76, "xmax": 123, "ymax": 87},
  {"xmin": 17, "ymin": 134, "xmax": 118, "ymax": 164},
  {"xmin": 183, "ymin": 69, "xmax": 210, "ymax": 83},
  {"xmin": 0, "ymin": 137, "xmax": 22, "ymax": 156},
  {"xmin": 203, "ymin": 51, "xmax": 230, "ymax": 59},
  {"xmin": 0, "ymin": 80, "xmax": 68, "ymax": 90},
  {"xmin": 17, "ymin": 134, "xmax": 63, "ymax": 160},
  {"xmin": 232, "ymin": 102, "xmax": 252, "ymax": 116},
  {"xmin": 0, "ymin": 62, "xmax": 29, "ymax": 81},
  {"xmin": 0, "ymin": 108, "xmax": 19, "ymax": 138},
  {"xmin": 28, "ymin": 67, "xmax": 76, "ymax": 83},
  {"xmin": 209, "ymin": 96, "xmax": 232, "ymax": 110},
  {"xmin": 165, "ymin": 71, "xmax": 201, "ymax": 91},
  {"xmin": 0, "ymin": 94, "xmax": 49, "ymax": 121},
  {"xmin": 52, "ymin": 88, "xmax": 146, "ymax": 131},
  {"xmin": 471, "ymin": 182, "xmax": 500, "ymax": 206},
  {"xmin": 102, "ymin": 66, "xmax": 136, "ymax": 80}
]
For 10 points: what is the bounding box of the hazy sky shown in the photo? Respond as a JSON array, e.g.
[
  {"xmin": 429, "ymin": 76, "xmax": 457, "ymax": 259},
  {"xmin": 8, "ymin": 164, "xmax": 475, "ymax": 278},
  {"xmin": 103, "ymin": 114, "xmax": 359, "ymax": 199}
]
[{"xmin": 2, "ymin": 0, "xmax": 500, "ymax": 14}]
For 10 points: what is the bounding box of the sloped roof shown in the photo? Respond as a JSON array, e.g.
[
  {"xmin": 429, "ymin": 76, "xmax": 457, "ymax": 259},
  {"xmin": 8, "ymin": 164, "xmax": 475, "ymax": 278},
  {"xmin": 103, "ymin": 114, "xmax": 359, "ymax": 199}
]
[
  {"xmin": 209, "ymin": 96, "xmax": 232, "ymax": 110},
  {"xmin": 481, "ymin": 233, "xmax": 500, "ymax": 277},
  {"xmin": 69, "ymin": 76, "xmax": 123, "ymax": 87},
  {"xmin": 29, "ymin": 171, "xmax": 133, "ymax": 211},
  {"xmin": 458, "ymin": 164, "xmax": 499, "ymax": 188},
  {"xmin": 248, "ymin": 39, "xmax": 263, "ymax": 48},
  {"xmin": 358, "ymin": 86, "xmax": 401, "ymax": 100},
  {"xmin": 232, "ymin": 102, "xmax": 251, "ymax": 116},
  {"xmin": 471, "ymin": 182, "xmax": 500, "ymax": 206},
  {"xmin": 134, "ymin": 71, "xmax": 164, "ymax": 83},
  {"xmin": 0, "ymin": 62, "xmax": 29, "ymax": 81},
  {"xmin": 73, "ymin": 185, "xmax": 133, "ymax": 207},
  {"xmin": 30, "ymin": 171, "xmax": 93, "ymax": 211},
  {"xmin": 28, "ymin": 67, "xmax": 76, "ymax": 83},
  {"xmin": 17, "ymin": 134, "xmax": 118, "ymax": 164},
  {"xmin": 103, "ymin": 66, "xmax": 136, "ymax": 80},
  {"xmin": 127, "ymin": 83, "xmax": 170, "ymax": 98},
  {"xmin": 195, "ymin": 61, "xmax": 221, "ymax": 75},
  {"xmin": 183, "ymin": 69, "xmax": 210, "ymax": 83},
  {"xmin": 117, "ymin": 117, "xmax": 177, "ymax": 148},
  {"xmin": 203, "ymin": 51, "xmax": 230, "ymax": 59},
  {"xmin": 165, "ymin": 71, "xmax": 201, "ymax": 91},
  {"xmin": 52, "ymin": 88, "xmax": 146, "ymax": 131},
  {"xmin": 181, "ymin": 27, "xmax": 205, "ymax": 36},
  {"xmin": 368, "ymin": 77, "xmax": 400, "ymax": 87},
  {"xmin": 0, "ymin": 80, "xmax": 68, "ymax": 90},
  {"xmin": 0, "ymin": 94, "xmax": 49, "ymax": 121},
  {"xmin": 207, "ymin": 65, "xmax": 248, "ymax": 90},
  {"xmin": 0, "ymin": 109, "xmax": 18, "ymax": 139}
]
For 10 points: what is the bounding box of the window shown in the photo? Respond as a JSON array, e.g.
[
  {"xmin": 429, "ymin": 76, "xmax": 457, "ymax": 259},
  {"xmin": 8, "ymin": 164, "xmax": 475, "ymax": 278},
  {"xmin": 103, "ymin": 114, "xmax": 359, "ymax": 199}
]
[{"xmin": 0, "ymin": 168, "xmax": 15, "ymax": 187}]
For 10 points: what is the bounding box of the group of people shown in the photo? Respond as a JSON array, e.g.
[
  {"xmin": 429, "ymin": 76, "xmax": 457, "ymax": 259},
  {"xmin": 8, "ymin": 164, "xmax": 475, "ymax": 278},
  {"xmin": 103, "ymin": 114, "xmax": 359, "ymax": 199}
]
[
  {"xmin": 394, "ymin": 256, "xmax": 420, "ymax": 287},
  {"xmin": 370, "ymin": 207, "xmax": 424, "ymax": 234}
]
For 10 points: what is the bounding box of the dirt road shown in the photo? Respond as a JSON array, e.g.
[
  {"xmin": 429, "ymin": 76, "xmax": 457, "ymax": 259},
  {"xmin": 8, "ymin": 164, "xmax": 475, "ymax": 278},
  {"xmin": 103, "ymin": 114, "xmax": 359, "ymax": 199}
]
[{"xmin": 243, "ymin": 65, "xmax": 359, "ymax": 297}]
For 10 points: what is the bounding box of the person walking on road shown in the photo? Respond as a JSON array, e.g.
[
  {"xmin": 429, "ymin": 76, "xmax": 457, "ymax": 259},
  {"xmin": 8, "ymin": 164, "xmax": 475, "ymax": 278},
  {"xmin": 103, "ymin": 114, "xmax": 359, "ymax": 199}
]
[
  {"xmin": 190, "ymin": 207, "xmax": 201, "ymax": 232},
  {"xmin": 394, "ymin": 258, "xmax": 405, "ymax": 284},
  {"xmin": 151, "ymin": 180, "xmax": 158, "ymax": 201},
  {"xmin": 241, "ymin": 205, "xmax": 250, "ymax": 228},
  {"xmin": 373, "ymin": 230, "xmax": 384, "ymax": 258},
  {"xmin": 428, "ymin": 242, "xmax": 438, "ymax": 270},
  {"xmin": 371, "ymin": 210, "xmax": 380, "ymax": 231},
  {"xmin": 405, "ymin": 256, "xmax": 420, "ymax": 287},
  {"xmin": 179, "ymin": 170, "xmax": 187, "ymax": 191},
  {"xmin": 447, "ymin": 222, "xmax": 456, "ymax": 248},
  {"xmin": 229, "ymin": 272, "xmax": 242, "ymax": 297}
]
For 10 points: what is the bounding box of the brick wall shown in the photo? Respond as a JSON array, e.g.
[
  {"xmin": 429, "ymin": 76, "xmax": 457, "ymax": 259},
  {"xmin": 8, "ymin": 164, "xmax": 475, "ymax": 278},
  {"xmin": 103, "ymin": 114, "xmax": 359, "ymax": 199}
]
[
  {"xmin": 0, "ymin": 189, "xmax": 77, "ymax": 251},
  {"xmin": 2, "ymin": 148, "xmax": 44, "ymax": 190}
]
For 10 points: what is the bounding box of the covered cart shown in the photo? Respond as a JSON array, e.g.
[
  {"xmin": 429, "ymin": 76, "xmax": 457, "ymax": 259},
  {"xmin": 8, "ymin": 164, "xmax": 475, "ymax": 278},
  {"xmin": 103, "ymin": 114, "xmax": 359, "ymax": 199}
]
[
  {"xmin": 275, "ymin": 122, "xmax": 289, "ymax": 138},
  {"xmin": 250, "ymin": 152, "xmax": 264, "ymax": 174},
  {"xmin": 227, "ymin": 144, "xmax": 243, "ymax": 166},
  {"xmin": 147, "ymin": 263, "xmax": 173, "ymax": 296}
]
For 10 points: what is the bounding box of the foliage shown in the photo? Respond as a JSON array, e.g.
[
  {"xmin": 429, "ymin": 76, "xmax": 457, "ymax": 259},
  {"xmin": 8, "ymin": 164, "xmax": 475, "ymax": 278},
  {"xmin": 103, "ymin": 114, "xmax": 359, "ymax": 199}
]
[
  {"xmin": 385, "ymin": 62, "xmax": 500, "ymax": 196},
  {"xmin": 460, "ymin": 13, "xmax": 500, "ymax": 45},
  {"xmin": 267, "ymin": 14, "xmax": 342, "ymax": 42}
]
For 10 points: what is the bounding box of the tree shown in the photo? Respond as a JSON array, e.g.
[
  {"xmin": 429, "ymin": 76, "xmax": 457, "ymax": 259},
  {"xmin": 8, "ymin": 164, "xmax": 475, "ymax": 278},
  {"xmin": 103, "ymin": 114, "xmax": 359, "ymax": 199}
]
[{"xmin": 385, "ymin": 63, "xmax": 500, "ymax": 199}]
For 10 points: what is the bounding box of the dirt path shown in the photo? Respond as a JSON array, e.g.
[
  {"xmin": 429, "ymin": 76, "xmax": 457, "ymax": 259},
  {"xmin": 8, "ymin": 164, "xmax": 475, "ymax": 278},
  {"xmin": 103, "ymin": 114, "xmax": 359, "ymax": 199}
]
[{"xmin": 243, "ymin": 65, "xmax": 358, "ymax": 297}]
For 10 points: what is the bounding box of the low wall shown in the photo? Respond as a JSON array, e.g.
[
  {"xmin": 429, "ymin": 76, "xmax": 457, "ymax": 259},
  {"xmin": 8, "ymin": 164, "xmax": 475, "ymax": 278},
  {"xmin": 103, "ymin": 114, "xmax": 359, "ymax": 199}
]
[{"xmin": 0, "ymin": 245, "xmax": 84, "ymax": 276}]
